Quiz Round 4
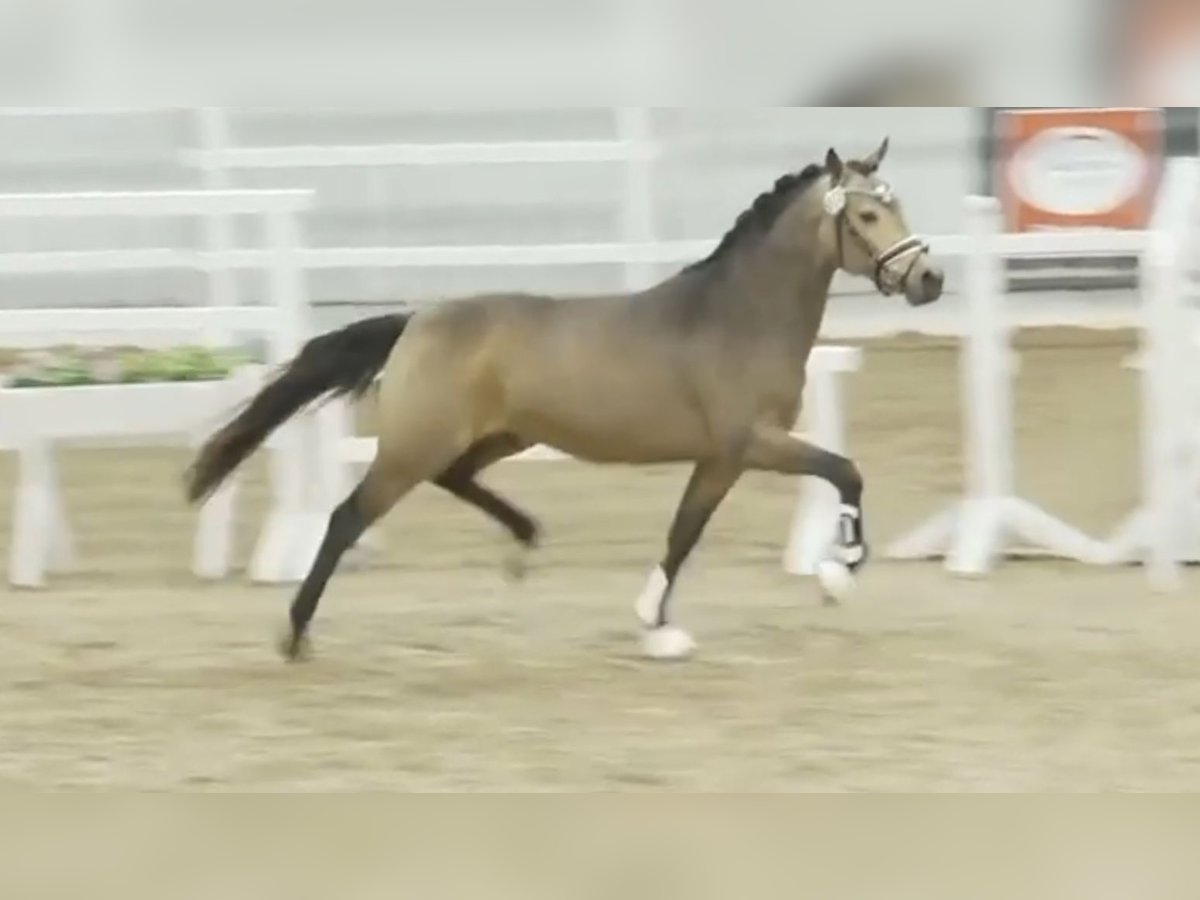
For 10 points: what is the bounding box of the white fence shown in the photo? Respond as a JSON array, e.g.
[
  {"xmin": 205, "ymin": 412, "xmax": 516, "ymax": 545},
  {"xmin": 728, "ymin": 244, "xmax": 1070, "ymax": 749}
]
[
  {"xmin": 886, "ymin": 160, "xmax": 1200, "ymax": 591},
  {"xmin": 184, "ymin": 107, "xmax": 711, "ymax": 298},
  {"xmin": 0, "ymin": 188, "xmax": 319, "ymax": 587}
]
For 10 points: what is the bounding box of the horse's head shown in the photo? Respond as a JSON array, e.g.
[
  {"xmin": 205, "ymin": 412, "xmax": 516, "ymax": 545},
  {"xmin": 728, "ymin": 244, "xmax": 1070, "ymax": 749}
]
[{"xmin": 820, "ymin": 139, "xmax": 944, "ymax": 306}]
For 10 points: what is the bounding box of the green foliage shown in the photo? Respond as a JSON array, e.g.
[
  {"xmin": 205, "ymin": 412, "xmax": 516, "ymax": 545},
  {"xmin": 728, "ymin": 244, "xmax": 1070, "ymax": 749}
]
[{"xmin": 3, "ymin": 345, "xmax": 252, "ymax": 389}]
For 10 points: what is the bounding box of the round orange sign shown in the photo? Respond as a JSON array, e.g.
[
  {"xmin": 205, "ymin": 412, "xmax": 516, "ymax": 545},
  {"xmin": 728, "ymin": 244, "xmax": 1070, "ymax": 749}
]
[{"xmin": 999, "ymin": 108, "xmax": 1164, "ymax": 232}]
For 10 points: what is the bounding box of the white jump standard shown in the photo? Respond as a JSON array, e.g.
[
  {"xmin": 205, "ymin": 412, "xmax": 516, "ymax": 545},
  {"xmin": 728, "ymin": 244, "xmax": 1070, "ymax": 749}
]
[
  {"xmin": 885, "ymin": 196, "xmax": 1111, "ymax": 574},
  {"xmin": 1105, "ymin": 157, "xmax": 1200, "ymax": 589}
]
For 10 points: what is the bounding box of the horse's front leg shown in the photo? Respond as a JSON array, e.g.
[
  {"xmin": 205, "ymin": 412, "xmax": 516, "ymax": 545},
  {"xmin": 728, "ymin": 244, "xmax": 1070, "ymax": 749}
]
[
  {"xmin": 744, "ymin": 424, "xmax": 867, "ymax": 593},
  {"xmin": 634, "ymin": 461, "xmax": 741, "ymax": 660}
]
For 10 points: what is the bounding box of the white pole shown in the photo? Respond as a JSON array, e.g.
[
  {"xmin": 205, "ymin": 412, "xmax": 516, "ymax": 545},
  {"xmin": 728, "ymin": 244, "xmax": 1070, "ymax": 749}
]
[
  {"xmin": 264, "ymin": 210, "xmax": 307, "ymax": 365},
  {"xmin": 195, "ymin": 108, "xmax": 237, "ymax": 346},
  {"xmin": 785, "ymin": 366, "xmax": 850, "ymax": 575},
  {"xmin": 251, "ymin": 208, "xmax": 313, "ymax": 583},
  {"xmin": 961, "ymin": 196, "xmax": 1011, "ymax": 503},
  {"xmin": 617, "ymin": 107, "xmax": 656, "ymax": 293},
  {"xmin": 1143, "ymin": 230, "xmax": 1184, "ymax": 590}
]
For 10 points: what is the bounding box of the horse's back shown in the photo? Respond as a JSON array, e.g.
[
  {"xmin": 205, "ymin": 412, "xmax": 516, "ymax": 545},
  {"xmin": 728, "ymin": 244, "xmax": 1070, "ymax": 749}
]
[
  {"xmin": 375, "ymin": 292, "xmax": 574, "ymax": 436},
  {"xmin": 376, "ymin": 289, "xmax": 728, "ymax": 463},
  {"xmin": 473, "ymin": 292, "xmax": 712, "ymax": 460}
]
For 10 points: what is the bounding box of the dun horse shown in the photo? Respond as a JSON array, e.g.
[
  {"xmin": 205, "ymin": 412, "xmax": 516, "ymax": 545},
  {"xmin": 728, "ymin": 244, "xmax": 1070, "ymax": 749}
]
[{"xmin": 186, "ymin": 140, "xmax": 944, "ymax": 662}]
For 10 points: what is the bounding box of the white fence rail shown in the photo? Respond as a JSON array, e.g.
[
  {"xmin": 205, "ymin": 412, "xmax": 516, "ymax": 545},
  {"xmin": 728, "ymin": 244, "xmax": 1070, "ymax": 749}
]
[
  {"xmin": 189, "ymin": 107, "xmax": 669, "ymax": 296},
  {"xmin": 185, "ymin": 141, "xmax": 658, "ymax": 168}
]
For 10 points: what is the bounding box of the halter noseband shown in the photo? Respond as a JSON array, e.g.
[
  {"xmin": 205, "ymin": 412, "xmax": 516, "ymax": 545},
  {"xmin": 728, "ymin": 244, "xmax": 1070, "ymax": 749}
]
[{"xmin": 824, "ymin": 183, "xmax": 929, "ymax": 296}]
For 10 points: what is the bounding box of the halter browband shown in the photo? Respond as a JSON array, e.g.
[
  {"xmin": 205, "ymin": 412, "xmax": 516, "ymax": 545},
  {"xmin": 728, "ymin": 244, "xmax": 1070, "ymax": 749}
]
[{"xmin": 825, "ymin": 183, "xmax": 929, "ymax": 295}]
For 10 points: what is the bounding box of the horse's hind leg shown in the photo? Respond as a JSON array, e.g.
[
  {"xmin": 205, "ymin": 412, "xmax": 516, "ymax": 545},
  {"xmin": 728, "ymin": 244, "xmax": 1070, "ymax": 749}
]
[
  {"xmin": 283, "ymin": 435, "xmax": 528, "ymax": 660},
  {"xmin": 280, "ymin": 457, "xmax": 426, "ymax": 661},
  {"xmin": 434, "ymin": 434, "xmax": 541, "ymax": 581}
]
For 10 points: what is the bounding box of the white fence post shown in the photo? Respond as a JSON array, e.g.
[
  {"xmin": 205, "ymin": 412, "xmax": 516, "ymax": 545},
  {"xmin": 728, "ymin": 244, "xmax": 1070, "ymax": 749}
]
[
  {"xmin": 1144, "ymin": 231, "xmax": 1188, "ymax": 590},
  {"xmin": 617, "ymin": 107, "xmax": 657, "ymax": 293},
  {"xmin": 191, "ymin": 371, "xmax": 257, "ymax": 581},
  {"xmin": 195, "ymin": 108, "xmax": 238, "ymax": 346},
  {"xmin": 949, "ymin": 195, "xmax": 1015, "ymax": 572},
  {"xmin": 886, "ymin": 195, "xmax": 1111, "ymax": 573},
  {"xmin": 248, "ymin": 206, "xmax": 326, "ymax": 584},
  {"xmin": 1105, "ymin": 156, "xmax": 1200, "ymax": 587},
  {"xmin": 783, "ymin": 346, "xmax": 863, "ymax": 576},
  {"xmin": 9, "ymin": 442, "xmax": 73, "ymax": 588}
]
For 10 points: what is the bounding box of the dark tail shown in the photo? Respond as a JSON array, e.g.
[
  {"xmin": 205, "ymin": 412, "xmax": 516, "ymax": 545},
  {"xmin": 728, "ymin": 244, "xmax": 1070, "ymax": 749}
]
[{"xmin": 185, "ymin": 312, "xmax": 409, "ymax": 504}]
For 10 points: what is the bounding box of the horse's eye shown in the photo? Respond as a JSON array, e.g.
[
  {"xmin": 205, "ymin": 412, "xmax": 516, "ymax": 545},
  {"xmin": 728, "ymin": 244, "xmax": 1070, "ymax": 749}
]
[{"xmin": 859, "ymin": 210, "xmax": 879, "ymax": 225}]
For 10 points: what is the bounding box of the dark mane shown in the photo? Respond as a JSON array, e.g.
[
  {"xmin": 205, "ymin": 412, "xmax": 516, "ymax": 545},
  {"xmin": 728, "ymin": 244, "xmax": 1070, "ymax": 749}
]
[{"xmin": 685, "ymin": 163, "xmax": 826, "ymax": 272}]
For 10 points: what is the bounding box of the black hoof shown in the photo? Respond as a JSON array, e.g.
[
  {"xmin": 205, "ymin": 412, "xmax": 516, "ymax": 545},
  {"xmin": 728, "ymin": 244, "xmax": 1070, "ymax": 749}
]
[
  {"xmin": 503, "ymin": 528, "xmax": 540, "ymax": 583},
  {"xmin": 834, "ymin": 541, "xmax": 870, "ymax": 575},
  {"xmin": 503, "ymin": 552, "xmax": 529, "ymax": 583},
  {"xmin": 278, "ymin": 628, "xmax": 311, "ymax": 663},
  {"xmin": 523, "ymin": 521, "xmax": 542, "ymax": 550}
]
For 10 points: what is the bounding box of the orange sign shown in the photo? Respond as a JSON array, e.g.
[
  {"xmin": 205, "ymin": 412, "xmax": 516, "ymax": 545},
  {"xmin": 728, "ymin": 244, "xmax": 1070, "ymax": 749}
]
[{"xmin": 998, "ymin": 108, "xmax": 1164, "ymax": 232}]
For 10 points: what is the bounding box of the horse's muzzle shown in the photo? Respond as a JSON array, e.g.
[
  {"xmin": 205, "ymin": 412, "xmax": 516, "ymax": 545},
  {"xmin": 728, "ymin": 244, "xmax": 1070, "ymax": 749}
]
[{"xmin": 905, "ymin": 264, "xmax": 944, "ymax": 306}]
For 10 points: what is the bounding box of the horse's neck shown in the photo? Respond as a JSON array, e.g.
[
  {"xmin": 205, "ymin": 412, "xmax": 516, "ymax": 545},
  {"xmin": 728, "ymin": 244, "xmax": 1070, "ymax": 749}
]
[
  {"xmin": 727, "ymin": 238, "xmax": 836, "ymax": 354},
  {"xmin": 649, "ymin": 215, "xmax": 836, "ymax": 354}
]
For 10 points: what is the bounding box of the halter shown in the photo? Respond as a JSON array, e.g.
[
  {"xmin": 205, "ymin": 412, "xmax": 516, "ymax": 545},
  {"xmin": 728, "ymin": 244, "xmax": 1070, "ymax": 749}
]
[{"xmin": 824, "ymin": 182, "xmax": 929, "ymax": 295}]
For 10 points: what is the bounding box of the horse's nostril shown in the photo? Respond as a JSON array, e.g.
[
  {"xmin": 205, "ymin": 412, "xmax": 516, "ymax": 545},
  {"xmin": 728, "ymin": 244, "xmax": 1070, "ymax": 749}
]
[{"xmin": 923, "ymin": 270, "xmax": 944, "ymax": 293}]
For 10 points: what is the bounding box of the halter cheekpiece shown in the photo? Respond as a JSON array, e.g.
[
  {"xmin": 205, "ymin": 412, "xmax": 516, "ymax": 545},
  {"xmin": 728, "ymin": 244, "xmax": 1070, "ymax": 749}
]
[{"xmin": 824, "ymin": 181, "xmax": 928, "ymax": 295}]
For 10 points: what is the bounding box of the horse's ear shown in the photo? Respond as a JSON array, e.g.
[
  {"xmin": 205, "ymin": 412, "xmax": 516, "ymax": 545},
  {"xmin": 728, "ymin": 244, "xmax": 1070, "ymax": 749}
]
[
  {"xmin": 862, "ymin": 137, "xmax": 890, "ymax": 174},
  {"xmin": 825, "ymin": 147, "xmax": 845, "ymax": 182}
]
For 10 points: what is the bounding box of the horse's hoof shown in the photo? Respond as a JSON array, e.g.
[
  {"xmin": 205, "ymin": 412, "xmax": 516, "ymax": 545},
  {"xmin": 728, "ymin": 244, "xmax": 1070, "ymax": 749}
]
[
  {"xmin": 817, "ymin": 559, "xmax": 857, "ymax": 604},
  {"xmin": 502, "ymin": 545, "xmax": 532, "ymax": 583},
  {"xmin": 277, "ymin": 628, "xmax": 311, "ymax": 663},
  {"xmin": 642, "ymin": 627, "xmax": 696, "ymax": 661},
  {"xmin": 842, "ymin": 541, "xmax": 870, "ymax": 574}
]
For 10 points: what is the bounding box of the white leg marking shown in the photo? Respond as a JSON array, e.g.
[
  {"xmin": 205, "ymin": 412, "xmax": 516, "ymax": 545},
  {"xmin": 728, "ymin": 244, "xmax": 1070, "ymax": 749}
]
[
  {"xmin": 634, "ymin": 566, "xmax": 669, "ymax": 628},
  {"xmin": 816, "ymin": 558, "xmax": 857, "ymax": 602},
  {"xmin": 642, "ymin": 626, "xmax": 696, "ymax": 661},
  {"xmin": 635, "ymin": 567, "xmax": 695, "ymax": 660}
]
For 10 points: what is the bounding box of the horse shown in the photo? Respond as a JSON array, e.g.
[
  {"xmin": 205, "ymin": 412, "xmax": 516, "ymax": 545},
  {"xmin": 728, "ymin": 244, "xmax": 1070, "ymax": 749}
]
[{"xmin": 185, "ymin": 139, "xmax": 944, "ymax": 663}]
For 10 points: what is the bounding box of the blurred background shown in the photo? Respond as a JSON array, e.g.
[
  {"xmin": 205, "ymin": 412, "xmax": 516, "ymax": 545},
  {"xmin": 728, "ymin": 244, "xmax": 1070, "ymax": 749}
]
[
  {"xmin": 0, "ymin": 105, "xmax": 1195, "ymax": 330},
  {"xmin": 0, "ymin": 0, "xmax": 1194, "ymax": 324},
  {"xmin": 0, "ymin": 0, "xmax": 1195, "ymax": 105}
]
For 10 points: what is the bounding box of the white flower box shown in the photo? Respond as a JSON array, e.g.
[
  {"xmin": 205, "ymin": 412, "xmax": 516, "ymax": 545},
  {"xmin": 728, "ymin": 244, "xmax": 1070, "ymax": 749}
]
[
  {"xmin": 0, "ymin": 368, "xmax": 276, "ymax": 588},
  {"xmin": 0, "ymin": 377, "xmax": 249, "ymax": 447}
]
